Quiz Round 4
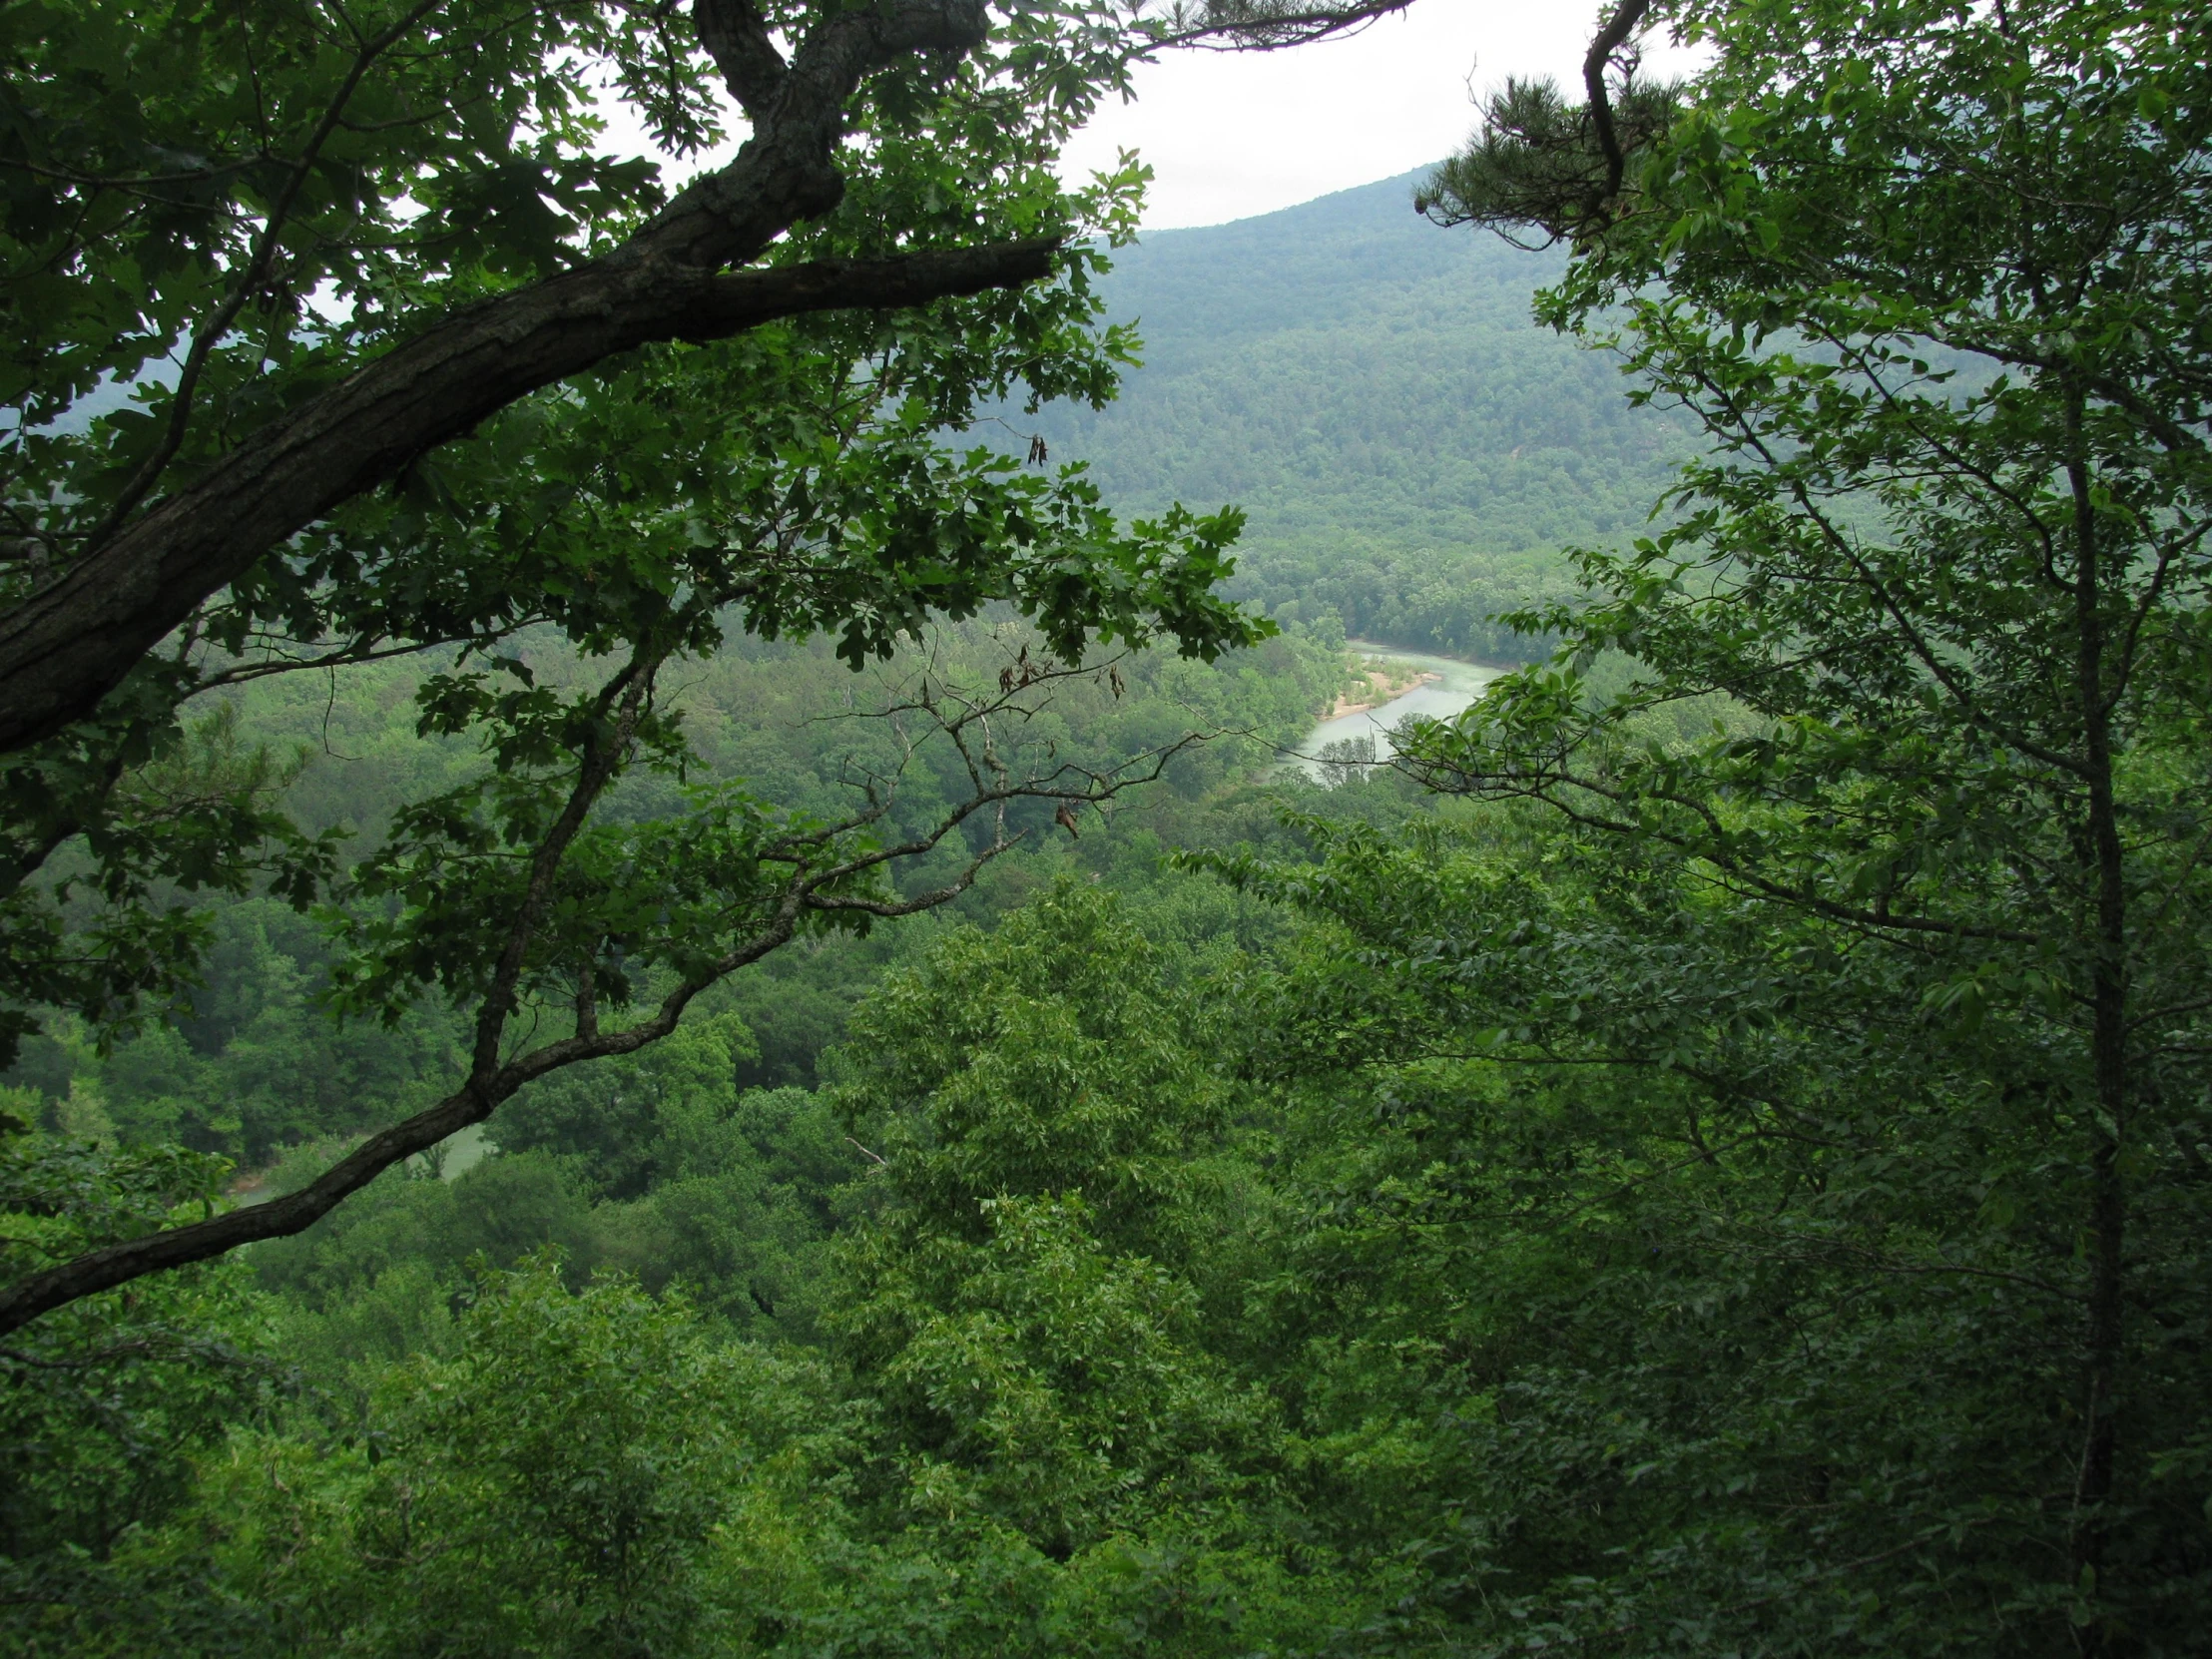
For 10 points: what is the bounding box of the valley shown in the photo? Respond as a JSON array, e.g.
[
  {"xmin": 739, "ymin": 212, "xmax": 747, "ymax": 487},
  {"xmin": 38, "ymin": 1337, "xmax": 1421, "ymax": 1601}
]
[{"xmin": 8, "ymin": 6, "xmax": 2207, "ymax": 1650}]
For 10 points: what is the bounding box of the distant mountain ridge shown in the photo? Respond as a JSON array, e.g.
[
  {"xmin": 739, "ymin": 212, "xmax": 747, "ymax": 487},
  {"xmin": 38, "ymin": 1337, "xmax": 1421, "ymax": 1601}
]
[{"xmin": 1027, "ymin": 170, "xmax": 1692, "ymax": 656}]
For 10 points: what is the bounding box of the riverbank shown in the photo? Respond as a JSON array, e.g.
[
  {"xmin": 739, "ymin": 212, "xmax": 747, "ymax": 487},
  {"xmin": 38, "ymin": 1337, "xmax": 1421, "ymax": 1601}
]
[
  {"xmin": 1295, "ymin": 643, "xmax": 1506, "ymax": 780},
  {"xmin": 1326, "ymin": 657, "xmax": 1442, "ymax": 719}
]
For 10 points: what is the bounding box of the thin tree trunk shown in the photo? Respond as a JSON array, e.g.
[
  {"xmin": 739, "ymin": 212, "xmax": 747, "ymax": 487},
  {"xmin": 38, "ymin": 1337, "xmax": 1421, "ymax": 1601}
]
[{"xmin": 2066, "ymin": 390, "xmax": 2127, "ymax": 1646}]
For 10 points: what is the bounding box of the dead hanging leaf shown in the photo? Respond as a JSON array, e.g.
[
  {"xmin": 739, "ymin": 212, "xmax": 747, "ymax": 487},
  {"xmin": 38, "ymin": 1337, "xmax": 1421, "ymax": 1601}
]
[
  {"xmin": 1108, "ymin": 664, "xmax": 1125, "ymax": 699},
  {"xmin": 1055, "ymin": 802, "xmax": 1081, "ymax": 838},
  {"xmin": 999, "ymin": 643, "xmax": 1053, "ymax": 695}
]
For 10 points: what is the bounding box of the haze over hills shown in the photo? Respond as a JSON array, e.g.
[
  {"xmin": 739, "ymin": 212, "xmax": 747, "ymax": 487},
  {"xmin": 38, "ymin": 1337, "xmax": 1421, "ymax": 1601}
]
[
  {"xmin": 53, "ymin": 173, "xmax": 1680, "ymax": 661},
  {"xmin": 1029, "ymin": 170, "xmax": 1693, "ymax": 658}
]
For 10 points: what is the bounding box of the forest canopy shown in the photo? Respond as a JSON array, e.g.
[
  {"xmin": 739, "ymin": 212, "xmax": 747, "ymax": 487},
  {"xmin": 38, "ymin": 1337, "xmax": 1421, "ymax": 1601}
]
[
  {"xmin": 0, "ymin": 0, "xmax": 1409, "ymax": 1327},
  {"xmin": 7, "ymin": 0, "xmax": 2212, "ymax": 1655}
]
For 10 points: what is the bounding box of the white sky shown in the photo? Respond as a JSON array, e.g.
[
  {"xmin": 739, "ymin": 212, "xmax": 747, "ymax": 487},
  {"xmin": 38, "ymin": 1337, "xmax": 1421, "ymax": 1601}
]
[
  {"xmin": 1060, "ymin": 2, "xmax": 1708, "ymax": 231},
  {"xmin": 624, "ymin": 2, "xmax": 1706, "ymax": 236}
]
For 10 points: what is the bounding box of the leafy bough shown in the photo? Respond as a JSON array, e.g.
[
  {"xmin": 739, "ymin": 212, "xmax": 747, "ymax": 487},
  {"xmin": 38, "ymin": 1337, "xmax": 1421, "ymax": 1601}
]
[{"xmin": 0, "ymin": 641, "xmax": 1206, "ymax": 1335}]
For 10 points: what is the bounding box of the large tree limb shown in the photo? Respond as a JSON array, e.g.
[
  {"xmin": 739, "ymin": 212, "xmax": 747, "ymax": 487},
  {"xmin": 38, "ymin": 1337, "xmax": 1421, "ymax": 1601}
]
[
  {"xmin": 693, "ymin": 0, "xmax": 791, "ymax": 118},
  {"xmin": 0, "ymin": 239, "xmax": 1055, "ymax": 758},
  {"xmin": 0, "ymin": 0, "xmax": 1009, "ymax": 760},
  {"xmin": 0, "ymin": 0, "xmax": 1413, "ymax": 758},
  {"xmin": 1582, "ymin": 0, "xmax": 1652, "ymax": 206}
]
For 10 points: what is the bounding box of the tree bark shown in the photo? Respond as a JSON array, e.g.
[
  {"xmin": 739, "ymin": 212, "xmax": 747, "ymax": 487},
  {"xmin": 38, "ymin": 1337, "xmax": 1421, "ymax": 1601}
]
[
  {"xmin": 2066, "ymin": 392, "xmax": 2127, "ymax": 1645},
  {"xmin": 1583, "ymin": 0, "xmax": 1654, "ymax": 205}
]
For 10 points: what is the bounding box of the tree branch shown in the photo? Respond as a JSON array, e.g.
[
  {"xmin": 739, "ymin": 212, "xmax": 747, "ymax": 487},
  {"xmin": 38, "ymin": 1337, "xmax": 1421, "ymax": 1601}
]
[
  {"xmin": 79, "ymin": 0, "xmax": 450, "ymax": 551},
  {"xmin": 0, "ymin": 657, "xmax": 1215, "ymax": 1335},
  {"xmin": 1583, "ymin": 0, "xmax": 1652, "ymax": 206},
  {"xmin": 0, "ymin": 238, "xmax": 1057, "ymax": 758},
  {"xmin": 1141, "ymin": 0, "xmax": 1410, "ymax": 53},
  {"xmin": 0, "ymin": 0, "xmax": 1048, "ymax": 763},
  {"xmin": 693, "ymin": 0, "xmax": 789, "ymax": 118}
]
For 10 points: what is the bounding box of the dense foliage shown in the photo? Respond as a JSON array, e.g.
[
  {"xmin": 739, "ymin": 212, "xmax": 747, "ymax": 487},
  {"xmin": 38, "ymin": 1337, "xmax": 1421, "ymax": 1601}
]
[
  {"xmin": 8, "ymin": 0, "xmax": 2212, "ymax": 1654},
  {"xmin": 1023, "ymin": 171, "xmax": 1690, "ymax": 661},
  {"xmin": 1396, "ymin": 0, "xmax": 2212, "ymax": 1644},
  {"xmin": 0, "ymin": 0, "xmax": 1394, "ymax": 1333}
]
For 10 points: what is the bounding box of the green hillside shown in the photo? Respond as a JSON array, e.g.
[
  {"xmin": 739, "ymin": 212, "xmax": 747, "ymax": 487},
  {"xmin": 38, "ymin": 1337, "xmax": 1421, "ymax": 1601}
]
[
  {"xmin": 1026, "ymin": 171, "xmax": 1692, "ymax": 658},
  {"xmin": 16, "ymin": 7, "xmax": 2212, "ymax": 1649}
]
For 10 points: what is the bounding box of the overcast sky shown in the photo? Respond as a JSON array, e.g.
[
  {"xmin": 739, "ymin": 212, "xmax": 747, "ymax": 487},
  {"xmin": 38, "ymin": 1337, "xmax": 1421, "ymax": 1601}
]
[
  {"xmin": 1058, "ymin": 3, "xmax": 1705, "ymax": 231},
  {"xmin": 620, "ymin": 3, "xmax": 1705, "ymax": 236}
]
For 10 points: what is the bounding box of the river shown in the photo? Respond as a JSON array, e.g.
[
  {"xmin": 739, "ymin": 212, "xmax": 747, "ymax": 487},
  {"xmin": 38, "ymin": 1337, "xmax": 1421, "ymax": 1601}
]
[{"xmin": 1293, "ymin": 642, "xmax": 1505, "ymax": 780}]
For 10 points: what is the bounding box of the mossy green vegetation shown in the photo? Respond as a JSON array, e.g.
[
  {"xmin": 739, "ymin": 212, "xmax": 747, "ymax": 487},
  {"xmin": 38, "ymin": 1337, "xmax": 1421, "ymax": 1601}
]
[{"xmin": 9, "ymin": 0, "xmax": 2212, "ymax": 1651}]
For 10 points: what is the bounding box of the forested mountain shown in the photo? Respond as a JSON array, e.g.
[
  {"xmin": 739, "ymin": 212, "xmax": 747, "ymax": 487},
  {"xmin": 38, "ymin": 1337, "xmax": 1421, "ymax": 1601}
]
[
  {"xmin": 8, "ymin": 0, "xmax": 2212, "ymax": 1654},
  {"xmin": 1025, "ymin": 171, "xmax": 1691, "ymax": 656}
]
